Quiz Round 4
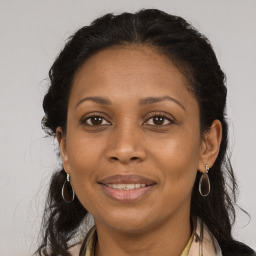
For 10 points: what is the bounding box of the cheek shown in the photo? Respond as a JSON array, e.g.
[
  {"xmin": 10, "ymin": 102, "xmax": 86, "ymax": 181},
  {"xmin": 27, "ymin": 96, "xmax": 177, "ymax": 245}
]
[
  {"xmin": 65, "ymin": 133, "xmax": 104, "ymax": 199},
  {"xmin": 67, "ymin": 128, "xmax": 103, "ymax": 169},
  {"xmin": 151, "ymin": 130, "xmax": 201, "ymax": 196}
]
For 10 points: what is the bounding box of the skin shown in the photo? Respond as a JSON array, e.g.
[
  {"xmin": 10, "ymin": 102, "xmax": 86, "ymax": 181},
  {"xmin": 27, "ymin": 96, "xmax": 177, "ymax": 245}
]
[{"xmin": 57, "ymin": 45, "xmax": 222, "ymax": 256}]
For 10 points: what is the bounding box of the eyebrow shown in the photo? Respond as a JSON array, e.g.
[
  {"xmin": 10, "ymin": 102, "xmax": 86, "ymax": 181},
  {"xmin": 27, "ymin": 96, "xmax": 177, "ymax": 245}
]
[
  {"xmin": 75, "ymin": 96, "xmax": 111, "ymax": 108},
  {"xmin": 75, "ymin": 95, "xmax": 185, "ymax": 111},
  {"xmin": 139, "ymin": 96, "xmax": 185, "ymax": 111}
]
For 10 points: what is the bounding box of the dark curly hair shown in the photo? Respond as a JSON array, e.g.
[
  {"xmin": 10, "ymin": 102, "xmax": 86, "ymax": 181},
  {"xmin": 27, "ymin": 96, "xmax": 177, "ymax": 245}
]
[{"xmin": 37, "ymin": 9, "xmax": 254, "ymax": 256}]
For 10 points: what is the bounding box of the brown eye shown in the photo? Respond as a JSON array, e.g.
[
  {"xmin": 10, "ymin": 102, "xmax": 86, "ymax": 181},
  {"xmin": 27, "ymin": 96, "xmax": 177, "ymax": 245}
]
[
  {"xmin": 145, "ymin": 114, "xmax": 173, "ymax": 126},
  {"xmin": 152, "ymin": 116, "xmax": 165, "ymax": 125},
  {"xmin": 83, "ymin": 115, "xmax": 110, "ymax": 126},
  {"xmin": 91, "ymin": 116, "xmax": 103, "ymax": 125}
]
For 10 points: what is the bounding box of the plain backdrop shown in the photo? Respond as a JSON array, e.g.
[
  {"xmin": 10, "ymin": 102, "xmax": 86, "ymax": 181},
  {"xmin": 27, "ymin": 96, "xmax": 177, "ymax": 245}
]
[{"xmin": 0, "ymin": 0, "xmax": 255, "ymax": 255}]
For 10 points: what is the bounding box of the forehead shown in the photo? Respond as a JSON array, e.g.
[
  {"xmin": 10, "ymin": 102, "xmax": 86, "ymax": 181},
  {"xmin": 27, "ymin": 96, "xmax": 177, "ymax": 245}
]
[{"xmin": 70, "ymin": 45, "xmax": 197, "ymax": 109}]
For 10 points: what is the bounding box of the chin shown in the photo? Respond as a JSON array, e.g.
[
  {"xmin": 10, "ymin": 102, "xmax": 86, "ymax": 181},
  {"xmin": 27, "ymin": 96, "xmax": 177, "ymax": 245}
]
[{"xmin": 96, "ymin": 208, "xmax": 160, "ymax": 234}]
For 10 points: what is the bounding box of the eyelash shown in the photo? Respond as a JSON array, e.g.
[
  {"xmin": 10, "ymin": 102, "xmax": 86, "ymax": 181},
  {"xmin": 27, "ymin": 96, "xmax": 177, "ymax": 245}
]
[
  {"xmin": 80, "ymin": 113, "xmax": 111, "ymax": 126},
  {"xmin": 144, "ymin": 112, "xmax": 174, "ymax": 126},
  {"xmin": 80, "ymin": 112, "xmax": 174, "ymax": 128}
]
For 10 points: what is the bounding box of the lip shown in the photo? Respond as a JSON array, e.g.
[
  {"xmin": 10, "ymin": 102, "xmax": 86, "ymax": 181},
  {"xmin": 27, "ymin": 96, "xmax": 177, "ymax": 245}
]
[
  {"xmin": 98, "ymin": 174, "xmax": 157, "ymax": 203},
  {"xmin": 100, "ymin": 184, "xmax": 156, "ymax": 203},
  {"xmin": 99, "ymin": 174, "xmax": 156, "ymax": 185}
]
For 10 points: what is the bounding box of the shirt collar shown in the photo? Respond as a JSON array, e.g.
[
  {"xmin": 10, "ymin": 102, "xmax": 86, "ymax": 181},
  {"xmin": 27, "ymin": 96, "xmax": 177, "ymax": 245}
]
[{"xmin": 80, "ymin": 218, "xmax": 222, "ymax": 256}]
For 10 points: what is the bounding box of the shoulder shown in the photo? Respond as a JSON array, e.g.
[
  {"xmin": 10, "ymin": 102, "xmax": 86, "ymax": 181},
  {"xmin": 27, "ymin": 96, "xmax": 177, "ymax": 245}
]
[
  {"xmin": 192, "ymin": 218, "xmax": 255, "ymax": 256},
  {"xmin": 68, "ymin": 242, "xmax": 82, "ymax": 256}
]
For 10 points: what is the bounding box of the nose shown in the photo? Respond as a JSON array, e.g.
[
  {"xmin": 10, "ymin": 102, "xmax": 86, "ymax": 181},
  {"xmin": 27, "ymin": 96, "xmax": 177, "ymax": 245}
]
[{"xmin": 105, "ymin": 125, "xmax": 146, "ymax": 164}]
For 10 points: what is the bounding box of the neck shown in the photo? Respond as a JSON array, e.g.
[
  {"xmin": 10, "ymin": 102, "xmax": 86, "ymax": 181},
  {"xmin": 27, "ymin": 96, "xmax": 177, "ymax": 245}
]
[{"xmin": 94, "ymin": 212, "xmax": 192, "ymax": 256}]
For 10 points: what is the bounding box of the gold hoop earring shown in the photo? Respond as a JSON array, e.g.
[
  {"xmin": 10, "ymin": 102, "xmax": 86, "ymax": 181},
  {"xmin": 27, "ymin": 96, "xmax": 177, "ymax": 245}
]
[
  {"xmin": 199, "ymin": 164, "xmax": 210, "ymax": 197},
  {"xmin": 62, "ymin": 173, "xmax": 75, "ymax": 203}
]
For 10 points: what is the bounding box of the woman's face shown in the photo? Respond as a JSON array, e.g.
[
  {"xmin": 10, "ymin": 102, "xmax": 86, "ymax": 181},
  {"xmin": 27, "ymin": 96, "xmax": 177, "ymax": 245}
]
[{"xmin": 59, "ymin": 45, "xmax": 205, "ymax": 233}]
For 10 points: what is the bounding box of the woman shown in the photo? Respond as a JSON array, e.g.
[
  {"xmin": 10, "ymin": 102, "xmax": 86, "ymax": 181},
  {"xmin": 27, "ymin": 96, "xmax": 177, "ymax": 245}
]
[{"xmin": 37, "ymin": 9, "xmax": 255, "ymax": 256}]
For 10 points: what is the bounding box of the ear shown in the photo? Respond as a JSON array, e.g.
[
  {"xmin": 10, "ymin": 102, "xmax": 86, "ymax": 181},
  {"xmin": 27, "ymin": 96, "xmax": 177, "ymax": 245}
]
[
  {"xmin": 198, "ymin": 120, "xmax": 222, "ymax": 173},
  {"xmin": 56, "ymin": 127, "xmax": 70, "ymax": 174}
]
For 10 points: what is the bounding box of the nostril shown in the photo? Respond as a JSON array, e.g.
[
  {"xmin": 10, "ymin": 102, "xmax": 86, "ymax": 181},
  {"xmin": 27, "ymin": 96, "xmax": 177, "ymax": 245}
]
[
  {"xmin": 110, "ymin": 157, "xmax": 119, "ymax": 161},
  {"xmin": 110, "ymin": 156, "xmax": 139, "ymax": 162}
]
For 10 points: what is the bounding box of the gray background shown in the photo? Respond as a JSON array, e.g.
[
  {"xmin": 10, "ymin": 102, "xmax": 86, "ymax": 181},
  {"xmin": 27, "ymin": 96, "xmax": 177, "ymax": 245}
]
[{"xmin": 0, "ymin": 0, "xmax": 255, "ymax": 255}]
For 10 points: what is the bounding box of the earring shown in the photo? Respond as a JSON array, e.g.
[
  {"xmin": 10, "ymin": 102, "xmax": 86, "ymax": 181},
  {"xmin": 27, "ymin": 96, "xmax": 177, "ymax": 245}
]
[
  {"xmin": 62, "ymin": 173, "xmax": 75, "ymax": 203},
  {"xmin": 199, "ymin": 164, "xmax": 211, "ymax": 197}
]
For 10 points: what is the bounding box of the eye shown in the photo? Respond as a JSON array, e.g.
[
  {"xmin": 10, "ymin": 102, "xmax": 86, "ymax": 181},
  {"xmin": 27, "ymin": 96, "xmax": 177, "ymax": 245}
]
[
  {"xmin": 82, "ymin": 114, "xmax": 111, "ymax": 126},
  {"xmin": 144, "ymin": 113, "xmax": 174, "ymax": 126}
]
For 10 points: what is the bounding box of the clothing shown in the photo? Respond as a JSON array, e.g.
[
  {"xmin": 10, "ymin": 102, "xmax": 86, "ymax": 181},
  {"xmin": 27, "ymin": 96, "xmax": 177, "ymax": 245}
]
[
  {"xmin": 189, "ymin": 218, "xmax": 222, "ymax": 256},
  {"xmin": 79, "ymin": 218, "xmax": 223, "ymax": 256}
]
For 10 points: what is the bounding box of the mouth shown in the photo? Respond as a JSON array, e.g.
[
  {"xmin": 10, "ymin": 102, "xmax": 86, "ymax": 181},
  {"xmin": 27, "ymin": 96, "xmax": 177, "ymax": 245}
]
[
  {"xmin": 98, "ymin": 175, "xmax": 157, "ymax": 203},
  {"xmin": 105, "ymin": 183, "xmax": 147, "ymax": 190}
]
